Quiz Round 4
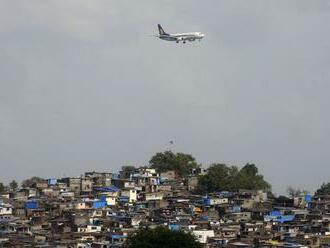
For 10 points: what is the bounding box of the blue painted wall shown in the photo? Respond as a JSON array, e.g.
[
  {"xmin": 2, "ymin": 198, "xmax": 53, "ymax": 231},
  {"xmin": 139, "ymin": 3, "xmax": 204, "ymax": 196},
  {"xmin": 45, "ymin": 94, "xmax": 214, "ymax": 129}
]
[
  {"xmin": 25, "ymin": 201, "xmax": 39, "ymax": 209},
  {"xmin": 47, "ymin": 178, "xmax": 57, "ymax": 186},
  {"xmin": 93, "ymin": 200, "xmax": 107, "ymax": 209}
]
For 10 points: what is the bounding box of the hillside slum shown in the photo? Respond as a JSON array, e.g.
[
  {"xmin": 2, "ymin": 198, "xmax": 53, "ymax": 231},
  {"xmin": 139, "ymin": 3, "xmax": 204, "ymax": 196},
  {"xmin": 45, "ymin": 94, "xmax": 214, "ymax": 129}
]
[{"xmin": 1, "ymin": 167, "xmax": 330, "ymax": 247}]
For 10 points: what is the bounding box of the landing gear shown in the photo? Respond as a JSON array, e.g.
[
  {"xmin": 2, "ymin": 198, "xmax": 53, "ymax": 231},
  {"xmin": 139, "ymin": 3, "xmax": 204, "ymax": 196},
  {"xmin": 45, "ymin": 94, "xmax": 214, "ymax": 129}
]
[
  {"xmin": 176, "ymin": 40, "xmax": 179, "ymax": 43},
  {"xmin": 183, "ymin": 41, "xmax": 186, "ymax": 44}
]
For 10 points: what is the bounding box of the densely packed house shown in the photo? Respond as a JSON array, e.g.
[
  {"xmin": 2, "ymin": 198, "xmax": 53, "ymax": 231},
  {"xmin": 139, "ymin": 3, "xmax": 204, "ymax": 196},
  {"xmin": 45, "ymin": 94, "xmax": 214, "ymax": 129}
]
[{"xmin": 1, "ymin": 167, "xmax": 329, "ymax": 247}]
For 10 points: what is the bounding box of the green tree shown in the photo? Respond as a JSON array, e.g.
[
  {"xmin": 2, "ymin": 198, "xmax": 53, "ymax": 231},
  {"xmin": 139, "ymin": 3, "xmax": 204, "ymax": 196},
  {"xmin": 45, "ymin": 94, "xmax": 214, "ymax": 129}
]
[
  {"xmin": 9, "ymin": 180, "xmax": 18, "ymax": 191},
  {"xmin": 21, "ymin": 176, "xmax": 44, "ymax": 188},
  {"xmin": 236, "ymin": 164, "xmax": 271, "ymax": 191},
  {"xmin": 198, "ymin": 163, "xmax": 239, "ymax": 192},
  {"xmin": 149, "ymin": 151, "xmax": 199, "ymax": 176},
  {"xmin": 198, "ymin": 163, "xmax": 271, "ymax": 193},
  {"xmin": 315, "ymin": 182, "xmax": 330, "ymax": 196},
  {"xmin": 125, "ymin": 226, "xmax": 202, "ymax": 248},
  {"xmin": 121, "ymin": 165, "xmax": 136, "ymax": 179},
  {"xmin": 0, "ymin": 183, "xmax": 5, "ymax": 193}
]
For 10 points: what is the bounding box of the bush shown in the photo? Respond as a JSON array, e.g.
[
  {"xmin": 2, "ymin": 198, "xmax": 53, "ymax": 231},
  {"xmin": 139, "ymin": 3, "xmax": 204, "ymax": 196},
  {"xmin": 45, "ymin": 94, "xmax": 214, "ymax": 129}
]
[{"xmin": 125, "ymin": 226, "xmax": 202, "ymax": 248}]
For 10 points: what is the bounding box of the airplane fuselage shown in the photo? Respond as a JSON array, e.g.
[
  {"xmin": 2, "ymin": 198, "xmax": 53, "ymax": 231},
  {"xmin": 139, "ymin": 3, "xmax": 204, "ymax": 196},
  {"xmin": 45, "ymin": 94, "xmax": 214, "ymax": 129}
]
[
  {"xmin": 156, "ymin": 24, "xmax": 204, "ymax": 43},
  {"xmin": 158, "ymin": 32, "xmax": 204, "ymax": 43}
]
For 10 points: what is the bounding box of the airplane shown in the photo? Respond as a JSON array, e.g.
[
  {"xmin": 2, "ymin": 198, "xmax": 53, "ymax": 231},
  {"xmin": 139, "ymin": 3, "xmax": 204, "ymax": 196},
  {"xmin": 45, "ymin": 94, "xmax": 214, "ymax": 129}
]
[{"xmin": 155, "ymin": 24, "xmax": 204, "ymax": 43}]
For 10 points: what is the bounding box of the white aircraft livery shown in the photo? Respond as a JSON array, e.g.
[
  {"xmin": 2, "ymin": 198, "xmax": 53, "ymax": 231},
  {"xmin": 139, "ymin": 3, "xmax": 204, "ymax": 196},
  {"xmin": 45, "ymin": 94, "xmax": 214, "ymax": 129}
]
[{"xmin": 156, "ymin": 24, "xmax": 205, "ymax": 43}]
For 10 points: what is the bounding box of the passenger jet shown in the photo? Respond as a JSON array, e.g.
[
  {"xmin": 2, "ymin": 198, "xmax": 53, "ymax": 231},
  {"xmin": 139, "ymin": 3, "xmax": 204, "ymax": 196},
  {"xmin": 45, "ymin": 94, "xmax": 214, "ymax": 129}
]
[{"xmin": 155, "ymin": 24, "xmax": 205, "ymax": 43}]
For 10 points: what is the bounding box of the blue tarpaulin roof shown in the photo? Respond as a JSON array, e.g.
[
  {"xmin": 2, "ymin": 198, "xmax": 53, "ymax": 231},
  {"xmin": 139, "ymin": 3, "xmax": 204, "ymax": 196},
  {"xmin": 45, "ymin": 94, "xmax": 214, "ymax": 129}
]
[
  {"xmin": 93, "ymin": 200, "xmax": 107, "ymax": 209},
  {"xmin": 305, "ymin": 194, "xmax": 312, "ymax": 203},
  {"xmin": 25, "ymin": 201, "xmax": 39, "ymax": 210},
  {"xmin": 94, "ymin": 186, "xmax": 119, "ymax": 192},
  {"xmin": 111, "ymin": 234, "xmax": 128, "ymax": 239},
  {"xmin": 118, "ymin": 196, "xmax": 129, "ymax": 202}
]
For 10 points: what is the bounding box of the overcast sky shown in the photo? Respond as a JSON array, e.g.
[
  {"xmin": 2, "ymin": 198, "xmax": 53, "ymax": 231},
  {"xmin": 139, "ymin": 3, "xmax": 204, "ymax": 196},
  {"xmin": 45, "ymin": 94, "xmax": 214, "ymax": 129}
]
[{"xmin": 1, "ymin": 1, "xmax": 330, "ymax": 194}]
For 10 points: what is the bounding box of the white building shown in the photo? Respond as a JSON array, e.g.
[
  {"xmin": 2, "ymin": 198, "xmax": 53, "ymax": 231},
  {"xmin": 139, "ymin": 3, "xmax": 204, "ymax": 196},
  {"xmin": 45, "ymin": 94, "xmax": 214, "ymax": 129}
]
[
  {"xmin": 210, "ymin": 198, "xmax": 228, "ymax": 205},
  {"xmin": 0, "ymin": 203, "xmax": 13, "ymax": 216},
  {"xmin": 192, "ymin": 230, "xmax": 215, "ymax": 244},
  {"xmin": 78, "ymin": 225, "xmax": 102, "ymax": 233},
  {"xmin": 145, "ymin": 192, "xmax": 163, "ymax": 201}
]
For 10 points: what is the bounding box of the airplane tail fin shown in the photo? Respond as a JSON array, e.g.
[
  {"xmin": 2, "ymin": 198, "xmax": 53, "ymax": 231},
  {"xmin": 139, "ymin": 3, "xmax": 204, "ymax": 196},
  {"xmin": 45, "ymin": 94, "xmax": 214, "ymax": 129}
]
[{"xmin": 158, "ymin": 24, "xmax": 168, "ymax": 35}]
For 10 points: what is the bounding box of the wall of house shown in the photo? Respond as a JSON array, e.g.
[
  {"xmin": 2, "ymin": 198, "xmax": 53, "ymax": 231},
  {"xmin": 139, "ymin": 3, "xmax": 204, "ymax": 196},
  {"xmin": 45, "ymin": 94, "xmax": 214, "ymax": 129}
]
[
  {"xmin": 86, "ymin": 225, "xmax": 101, "ymax": 233},
  {"xmin": 106, "ymin": 196, "xmax": 116, "ymax": 206},
  {"xmin": 121, "ymin": 189, "xmax": 137, "ymax": 203},
  {"xmin": 145, "ymin": 192, "xmax": 163, "ymax": 201},
  {"xmin": 0, "ymin": 205, "xmax": 13, "ymax": 215},
  {"xmin": 75, "ymin": 202, "xmax": 89, "ymax": 210},
  {"xmin": 192, "ymin": 230, "xmax": 215, "ymax": 244}
]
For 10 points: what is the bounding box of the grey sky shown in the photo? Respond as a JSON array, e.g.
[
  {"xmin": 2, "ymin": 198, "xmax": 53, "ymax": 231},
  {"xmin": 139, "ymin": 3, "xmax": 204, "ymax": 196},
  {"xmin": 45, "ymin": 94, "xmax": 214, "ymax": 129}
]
[{"xmin": 1, "ymin": 1, "xmax": 330, "ymax": 194}]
